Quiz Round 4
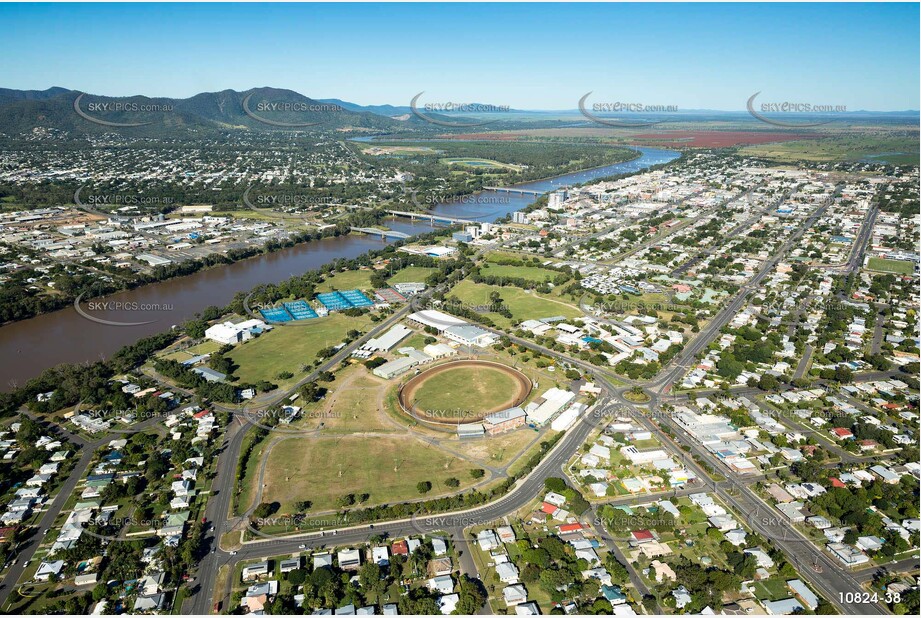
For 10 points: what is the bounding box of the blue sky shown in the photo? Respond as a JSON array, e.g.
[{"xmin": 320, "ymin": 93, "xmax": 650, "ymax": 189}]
[{"xmin": 0, "ymin": 2, "xmax": 918, "ymax": 111}]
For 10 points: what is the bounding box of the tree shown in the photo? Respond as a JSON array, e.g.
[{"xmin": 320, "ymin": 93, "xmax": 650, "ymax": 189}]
[
  {"xmin": 470, "ymin": 468, "xmax": 485, "ymax": 479},
  {"xmin": 444, "ymin": 477, "xmax": 460, "ymax": 488},
  {"xmin": 416, "ymin": 481, "xmax": 432, "ymax": 494}
]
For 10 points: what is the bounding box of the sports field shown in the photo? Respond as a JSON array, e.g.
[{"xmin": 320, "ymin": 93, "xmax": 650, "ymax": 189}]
[
  {"xmin": 316, "ymin": 269, "xmax": 373, "ymax": 292},
  {"xmin": 227, "ymin": 313, "xmax": 370, "ymax": 389},
  {"xmin": 401, "ymin": 360, "xmax": 531, "ymax": 423},
  {"xmin": 448, "ymin": 279, "xmax": 582, "ymax": 327},
  {"xmin": 261, "ymin": 435, "xmax": 481, "ymax": 512},
  {"xmin": 387, "ymin": 266, "xmax": 437, "ymax": 284},
  {"xmin": 867, "ymin": 257, "xmax": 915, "ymax": 274}
]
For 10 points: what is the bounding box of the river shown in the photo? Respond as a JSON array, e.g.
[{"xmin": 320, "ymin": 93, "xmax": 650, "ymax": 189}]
[{"xmin": 0, "ymin": 147, "xmax": 678, "ymax": 389}]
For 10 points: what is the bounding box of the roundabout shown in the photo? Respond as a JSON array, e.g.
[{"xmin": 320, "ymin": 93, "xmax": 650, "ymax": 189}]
[{"xmin": 398, "ymin": 359, "xmax": 532, "ymax": 427}]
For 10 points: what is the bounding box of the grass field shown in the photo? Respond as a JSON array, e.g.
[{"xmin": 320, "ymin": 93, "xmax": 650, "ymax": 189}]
[
  {"xmin": 316, "ymin": 269, "xmax": 374, "ymax": 292},
  {"xmin": 481, "ymin": 262, "xmax": 561, "ymax": 283},
  {"xmin": 867, "ymin": 257, "xmax": 915, "ymax": 274},
  {"xmin": 227, "ymin": 313, "xmax": 370, "ymax": 389},
  {"xmin": 387, "ymin": 266, "xmax": 437, "ymax": 285},
  {"xmin": 407, "ymin": 363, "xmax": 526, "ymax": 419},
  {"xmin": 261, "ymin": 435, "xmax": 480, "ymax": 512},
  {"xmin": 448, "ymin": 280, "xmax": 582, "ymax": 327},
  {"xmin": 739, "ymin": 134, "xmax": 919, "ymax": 165},
  {"xmin": 285, "ymin": 364, "xmax": 400, "ymax": 434}
]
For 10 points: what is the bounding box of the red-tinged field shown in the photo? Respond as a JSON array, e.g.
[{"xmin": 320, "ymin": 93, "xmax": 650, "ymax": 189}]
[
  {"xmin": 439, "ymin": 132, "xmax": 521, "ymax": 140},
  {"xmin": 630, "ymin": 131, "xmax": 814, "ymax": 147}
]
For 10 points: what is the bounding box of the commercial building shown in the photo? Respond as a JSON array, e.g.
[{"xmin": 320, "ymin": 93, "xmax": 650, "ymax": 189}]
[{"xmin": 526, "ymin": 387, "xmax": 575, "ymax": 425}]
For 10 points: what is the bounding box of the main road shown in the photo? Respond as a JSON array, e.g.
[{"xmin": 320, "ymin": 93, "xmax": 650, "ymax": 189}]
[{"xmin": 189, "ymin": 194, "xmax": 893, "ymax": 615}]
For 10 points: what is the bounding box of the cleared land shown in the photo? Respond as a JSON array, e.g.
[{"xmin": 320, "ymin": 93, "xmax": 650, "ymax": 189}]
[
  {"xmin": 867, "ymin": 257, "xmax": 915, "ymax": 274},
  {"xmin": 448, "ymin": 279, "xmax": 582, "ymax": 327},
  {"xmin": 261, "ymin": 435, "xmax": 480, "ymax": 512},
  {"xmin": 401, "ymin": 360, "xmax": 531, "ymax": 424},
  {"xmin": 227, "ymin": 313, "xmax": 370, "ymax": 389}
]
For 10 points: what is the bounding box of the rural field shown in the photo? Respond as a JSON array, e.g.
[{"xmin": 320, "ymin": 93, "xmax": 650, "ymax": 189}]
[
  {"xmin": 260, "ymin": 434, "xmax": 482, "ymax": 512},
  {"xmin": 402, "ymin": 361, "xmax": 531, "ymax": 422},
  {"xmin": 448, "ymin": 279, "xmax": 582, "ymax": 327},
  {"xmin": 228, "ymin": 313, "xmax": 371, "ymax": 389},
  {"xmin": 867, "ymin": 257, "xmax": 915, "ymax": 274}
]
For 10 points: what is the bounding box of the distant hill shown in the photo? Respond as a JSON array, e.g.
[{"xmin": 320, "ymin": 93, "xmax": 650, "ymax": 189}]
[
  {"xmin": 0, "ymin": 87, "xmax": 405, "ymax": 137},
  {"xmin": 318, "ymin": 98, "xmax": 412, "ymax": 117}
]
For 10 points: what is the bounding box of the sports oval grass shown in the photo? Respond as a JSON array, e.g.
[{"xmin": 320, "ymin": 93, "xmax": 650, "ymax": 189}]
[{"xmin": 399, "ymin": 360, "xmax": 531, "ymax": 425}]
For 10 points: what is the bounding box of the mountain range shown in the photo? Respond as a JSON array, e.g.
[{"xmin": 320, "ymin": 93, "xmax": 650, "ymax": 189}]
[
  {"xmin": 0, "ymin": 87, "xmax": 916, "ymax": 138},
  {"xmin": 0, "ymin": 87, "xmax": 417, "ymax": 137}
]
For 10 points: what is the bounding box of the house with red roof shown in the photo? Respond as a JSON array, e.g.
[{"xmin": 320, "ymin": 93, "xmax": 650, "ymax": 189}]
[
  {"xmin": 631, "ymin": 529, "xmax": 656, "ymax": 543},
  {"xmin": 559, "ymin": 523, "xmax": 583, "ymax": 533},
  {"xmin": 829, "ymin": 477, "xmax": 847, "ymax": 489},
  {"xmin": 830, "ymin": 427, "xmax": 854, "ymax": 440},
  {"xmin": 391, "ymin": 540, "xmax": 409, "ymax": 556}
]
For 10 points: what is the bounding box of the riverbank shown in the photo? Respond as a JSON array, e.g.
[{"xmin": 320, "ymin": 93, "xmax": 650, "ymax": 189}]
[{"xmin": 0, "ymin": 147, "xmax": 679, "ymax": 388}]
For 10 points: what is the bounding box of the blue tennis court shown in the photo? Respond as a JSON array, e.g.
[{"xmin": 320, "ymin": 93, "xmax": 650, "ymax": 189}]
[
  {"xmin": 341, "ymin": 289, "xmax": 374, "ymax": 307},
  {"xmin": 260, "ymin": 306, "xmax": 293, "ymax": 322},
  {"xmin": 317, "ymin": 291, "xmax": 351, "ymax": 311},
  {"xmin": 284, "ymin": 300, "xmax": 318, "ymax": 320}
]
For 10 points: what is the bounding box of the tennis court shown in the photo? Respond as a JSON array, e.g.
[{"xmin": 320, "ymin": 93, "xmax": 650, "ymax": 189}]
[
  {"xmin": 260, "ymin": 306, "xmax": 293, "ymax": 322},
  {"xmin": 284, "ymin": 300, "xmax": 318, "ymax": 320},
  {"xmin": 317, "ymin": 291, "xmax": 351, "ymax": 311},
  {"xmin": 341, "ymin": 289, "xmax": 374, "ymax": 307}
]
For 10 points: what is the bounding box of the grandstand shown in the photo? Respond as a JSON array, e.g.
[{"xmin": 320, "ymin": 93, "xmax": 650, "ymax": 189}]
[
  {"xmin": 317, "ymin": 289, "xmax": 375, "ymax": 311},
  {"xmin": 284, "ymin": 300, "xmax": 319, "ymax": 320}
]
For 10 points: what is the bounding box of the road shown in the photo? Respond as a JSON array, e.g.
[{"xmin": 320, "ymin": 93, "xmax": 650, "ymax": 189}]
[
  {"xmin": 190, "ymin": 197, "xmax": 897, "ymax": 615},
  {"xmin": 20, "ymin": 188, "xmax": 898, "ymax": 615}
]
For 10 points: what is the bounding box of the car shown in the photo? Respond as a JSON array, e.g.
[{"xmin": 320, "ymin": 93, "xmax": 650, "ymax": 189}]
[
  {"xmin": 298, "ymin": 544, "xmax": 306, "ymax": 549},
  {"xmin": 211, "ymin": 549, "xmax": 215, "ymax": 554},
  {"xmin": 230, "ymin": 551, "xmax": 237, "ymax": 556}
]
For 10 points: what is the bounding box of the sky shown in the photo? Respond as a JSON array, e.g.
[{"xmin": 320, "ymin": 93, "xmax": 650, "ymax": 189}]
[{"xmin": 0, "ymin": 2, "xmax": 918, "ymax": 111}]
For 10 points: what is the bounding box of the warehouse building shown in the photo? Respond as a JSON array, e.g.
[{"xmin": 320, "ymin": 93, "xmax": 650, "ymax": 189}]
[
  {"xmin": 363, "ymin": 324, "xmax": 412, "ymax": 352},
  {"xmin": 373, "ymin": 357, "xmax": 420, "ymax": 380}
]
